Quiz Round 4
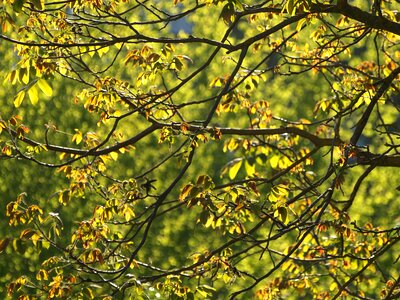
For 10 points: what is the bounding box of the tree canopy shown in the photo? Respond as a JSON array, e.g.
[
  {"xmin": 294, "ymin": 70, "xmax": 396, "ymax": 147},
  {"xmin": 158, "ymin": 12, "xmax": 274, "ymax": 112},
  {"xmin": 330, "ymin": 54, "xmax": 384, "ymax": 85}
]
[{"xmin": 1, "ymin": 0, "xmax": 400, "ymax": 299}]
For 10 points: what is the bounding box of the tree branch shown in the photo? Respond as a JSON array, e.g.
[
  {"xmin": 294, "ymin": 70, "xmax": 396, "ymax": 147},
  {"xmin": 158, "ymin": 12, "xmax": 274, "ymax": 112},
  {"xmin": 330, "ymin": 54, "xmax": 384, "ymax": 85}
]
[
  {"xmin": 350, "ymin": 66, "xmax": 400, "ymax": 145},
  {"xmin": 312, "ymin": 2, "xmax": 400, "ymax": 36}
]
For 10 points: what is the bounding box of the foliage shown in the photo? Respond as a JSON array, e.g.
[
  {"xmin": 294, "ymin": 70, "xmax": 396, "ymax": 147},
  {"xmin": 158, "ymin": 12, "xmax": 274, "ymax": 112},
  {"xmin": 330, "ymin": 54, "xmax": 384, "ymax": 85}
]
[{"xmin": 1, "ymin": 0, "xmax": 400, "ymax": 299}]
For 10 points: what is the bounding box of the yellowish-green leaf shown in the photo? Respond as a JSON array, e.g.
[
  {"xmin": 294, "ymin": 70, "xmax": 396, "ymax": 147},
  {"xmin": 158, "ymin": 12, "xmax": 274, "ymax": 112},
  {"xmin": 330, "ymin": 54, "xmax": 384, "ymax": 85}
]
[
  {"xmin": 110, "ymin": 152, "xmax": 118, "ymax": 161},
  {"xmin": 245, "ymin": 159, "xmax": 256, "ymax": 176},
  {"xmin": 296, "ymin": 18, "xmax": 307, "ymax": 32},
  {"xmin": 42, "ymin": 240, "xmax": 50, "ymax": 249},
  {"xmin": 36, "ymin": 269, "xmax": 48, "ymax": 281},
  {"xmin": 72, "ymin": 129, "xmax": 82, "ymax": 144},
  {"xmin": 270, "ymin": 155, "xmax": 280, "ymax": 169},
  {"xmin": 277, "ymin": 206, "xmax": 289, "ymax": 224},
  {"xmin": 21, "ymin": 67, "xmax": 29, "ymax": 84},
  {"xmin": 31, "ymin": 0, "xmax": 43, "ymax": 10},
  {"xmin": 228, "ymin": 158, "xmax": 242, "ymax": 180},
  {"xmin": 14, "ymin": 90, "xmax": 25, "ymax": 107},
  {"xmin": 37, "ymin": 79, "xmax": 53, "ymax": 97},
  {"xmin": 28, "ymin": 85, "xmax": 39, "ymax": 105},
  {"xmin": 97, "ymin": 46, "xmax": 109, "ymax": 57}
]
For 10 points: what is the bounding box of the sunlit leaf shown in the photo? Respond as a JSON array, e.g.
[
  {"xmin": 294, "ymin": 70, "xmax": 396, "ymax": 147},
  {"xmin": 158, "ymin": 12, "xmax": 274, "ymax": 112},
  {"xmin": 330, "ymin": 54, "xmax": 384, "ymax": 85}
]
[
  {"xmin": 37, "ymin": 79, "xmax": 53, "ymax": 97},
  {"xmin": 28, "ymin": 85, "xmax": 39, "ymax": 105},
  {"xmin": 229, "ymin": 159, "xmax": 242, "ymax": 179},
  {"xmin": 13, "ymin": 90, "xmax": 25, "ymax": 107},
  {"xmin": 110, "ymin": 152, "xmax": 118, "ymax": 161}
]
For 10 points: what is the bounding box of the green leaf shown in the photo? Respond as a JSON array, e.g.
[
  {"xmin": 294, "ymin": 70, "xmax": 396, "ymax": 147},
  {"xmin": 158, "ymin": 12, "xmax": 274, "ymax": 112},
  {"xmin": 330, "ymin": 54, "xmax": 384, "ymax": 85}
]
[
  {"xmin": 58, "ymin": 190, "xmax": 70, "ymax": 205},
  {"xmin": 31, "ymin": 0, "xmax": 43, "ymax": 9},
  {"xmin": 284, "ymin": 0, "xmax": 295, "ymax": 15},
  {"xmin": 12, "ymin": 0, "xmax": 26, "ymax": 12},
  {"xmin": 277, "ymin": 206, "xmax": 289, "ymax": 224},
  {"xmin": 37, "ymin": 79, "xmax": 53, "ymax": 97},
  {"xmin": 0, "ymin": 238, "xmax": 10, "ymax": 253},
  {"xmin": 12, "ymin": 238, "xmax": 26, "ymax": 254},
  {"xmin": 219, "ymin": 3, "xmax": 235, "ymax": 25}
]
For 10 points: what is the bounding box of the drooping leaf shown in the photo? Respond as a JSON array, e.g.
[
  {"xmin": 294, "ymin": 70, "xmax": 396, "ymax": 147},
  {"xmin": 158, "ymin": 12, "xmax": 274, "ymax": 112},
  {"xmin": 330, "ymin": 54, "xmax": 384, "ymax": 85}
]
[
  {"xmin": 37, "ymin": 79, "xmax": 53, "ymax": 97},
  {"xmin": 28, "ymin": 85, "xmax": 39, "ymax": 105},
  {"xmin": 228, "ymin": 158, "xmax": 243, "ymax": 180},
  {"xmin": 13, "ymin": 90, "xmax": 25, "ymax": 107},
  {"xmin": 0, "ymin": 238, "xmax": 10, "ymax": 253}
]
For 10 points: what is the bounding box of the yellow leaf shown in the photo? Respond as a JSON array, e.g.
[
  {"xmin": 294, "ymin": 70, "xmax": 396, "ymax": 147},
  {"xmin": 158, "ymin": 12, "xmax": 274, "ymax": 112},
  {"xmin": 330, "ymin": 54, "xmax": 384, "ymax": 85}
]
[
  {"xmin": 228, "ymin": 158, "xmax": 243, "ymax": 180},
  {"xmin": 28, "ymin": 85, "xmax": 39, "ymax": 105},
  {"xmin": 42, "ymin": 240, "xmax": 50, "ymax": 249},
  {"xmin": 245, "ymin": 159, "xmax": 256, "ymax": 176},
  {"xmin": 21, "ymin": 67, "xmax": 29, "ymax": 84},
  {"xmin": 36, "ymin": 269, "xmax": 48, "ymax": 281},
  {"xmin": 37, "ymin": 79, "xmax": 53, "ymax": 97},
  {"xmin": 13, "ymin": 90, "xmax": 25, "ymax": 107},
  {"xmin": 296, "ymin": 18, "xmax": 307, "ymax": 32},
  {"xmin": 179, "ymin": 184, "xmax": 194, "ymax": 202},
  {"xmin": 270, "ymin": 155, "xmax": 280, "ymax": 169},
  {"xmin": 110, "ymin": 152, "xmax": 118, "ymax": 161},
  {"xmin": 97, "ymin": 46, "xmax": 109, "ymax": 57},
  {"xmin": 72, "ymin": 131, "xmax": 82, "ymax": 144}
]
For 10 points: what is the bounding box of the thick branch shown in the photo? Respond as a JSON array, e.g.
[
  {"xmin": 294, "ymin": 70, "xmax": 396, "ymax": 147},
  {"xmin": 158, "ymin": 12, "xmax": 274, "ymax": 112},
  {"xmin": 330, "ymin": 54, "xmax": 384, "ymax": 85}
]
[
  {"xmin": 332, "ymin": 2, "xmax": 400, "ymax": 36},
  {"xmin": 350, "ymin": 66, "xmax": 400, "ymax": 145},
  {"xmin": 8, "ymin": 123, "xmax": 158, "ymax": 156},
  {"xmin": 8, "ymin": 121, "xmax": 339, "ymax": 158},
  {"xmin": 356, "ymin": 151, "xmax": 400, "ymax": 167},
  {"xmin": 307, "ymin": 2, "xmax": 400, "ymax": 36},
  {"xmin": 230, "ymin": 12, "xmax": 308, "ymax": 52},
  {"xmin": 11, "ymin": 123, "xmax": 400, "ymax": 167},
  {"xmin": 166, "ymin": 123, "xmax": 342, "ymax": 147}
]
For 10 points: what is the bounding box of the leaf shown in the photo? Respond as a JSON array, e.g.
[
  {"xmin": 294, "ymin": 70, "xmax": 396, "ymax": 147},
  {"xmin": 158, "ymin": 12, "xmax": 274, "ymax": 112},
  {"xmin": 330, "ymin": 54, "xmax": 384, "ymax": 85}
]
[
  {"xmin": 21, "ymin": 67, "xmax": 29, "ymax": 84},
  {"xmin": 58, "ymin": 190, "xmax": 70, "ymax": 205},
  {"xmin": 36, "ymin": 269, "xmax": 48, "ymax": 281},
  {"xmin": 180, "ymin": 184, "xmax": 194, "ymax": 202},
  {"xmin": 72, "ymin": 129, "xmax": 83, "ymax": 144},
  {"xmin": 228, "ymin": 158, "xmax": 243, "ymax": 180},
  {"xmin": 31, "ymin": 0, "xmax": 43, "ymax": 10},
  {"xmin": 42, "ymin": 240, "xmax": 50, "ymax": 249},
  {"xmin": 13, "ymin": 0, "xmax": 26, "ymax": 12},
  {"xmin": 28, "ymin": 85, "xmax": 39, "ymax": 105},
  {"xmin": 0, "ymin": 238, "xmax": 10, "ymax": 253},
  {"xmin": 110, "ymin": 152, "xmax": 118, "ymax": 161},
  {"xmin": 196, "ymin": 285, "xmax": 216, "ymax": 297},
  {"xmin": 296, "ymin": 18, "xmax": 307, "ymax": 32},
  {"xmin": 219, "ymin": 3, "xmax": 235, "ymax": 25},
  {"xmin": 97, "ymin": 46, "xmax": 109, "ymax": 57},
  {"xmin": 270, "ymin": 155, "xmax": 280, "ymax": 169},
  {"xmin": 20, "ymin": 229, "xmax": 36, "ymax": 239},
  {"xmin": 13, "ymin": 90, "xmax": 25, "ymax": 107},
  {"xmin": 284, "ymin": 0, "xmax": 295, "ymax": 15},
  {"xmin": 245, "ymin": 159, "xmax": 256, "ymax": 176},
  {"xmin": 277, "ymin": 206, "xmax": 289, "ymax": 224},
  {"xmin": 37, "ymin": 79, "xmax": 53, "ymax": 97},
  {"xmin": 13, "ymin": 239, "xmax": 26, "ymax": 254}
]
